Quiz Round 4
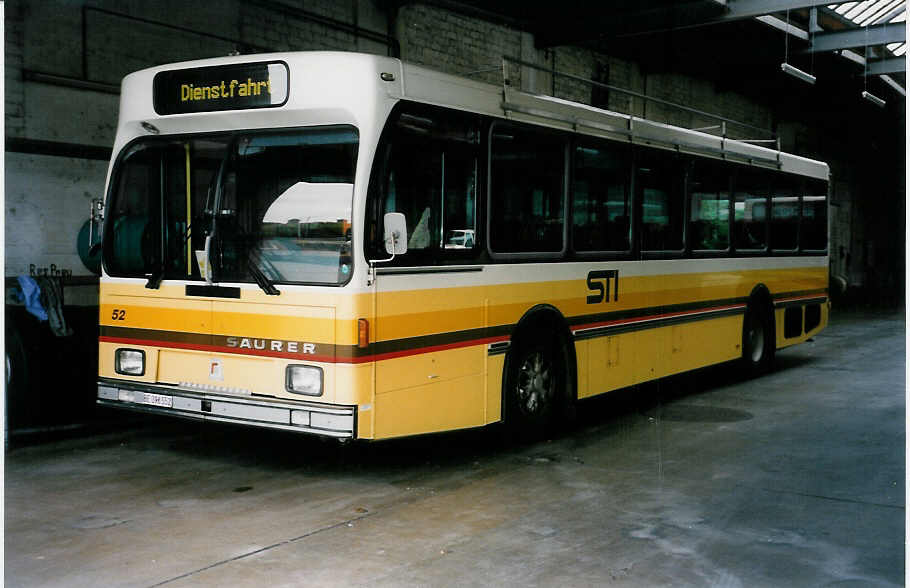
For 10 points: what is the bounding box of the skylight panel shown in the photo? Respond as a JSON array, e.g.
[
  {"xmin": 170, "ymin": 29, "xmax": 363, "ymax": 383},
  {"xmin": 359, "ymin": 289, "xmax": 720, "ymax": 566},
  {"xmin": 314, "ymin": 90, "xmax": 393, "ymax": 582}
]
[
  {"xmin": 855, "ymin": 6, "xmax": 881, "ymax": 23},
  {"xmin": 845, "ymin": 1, "xmax": 877, "ymax": 20},
  {"xmin": 855, "ymin": 1, "xmax": 895, "ymax": 24},
  {"xmin": 833, "ymin": 2, "xmax": 858, "ymax": 14},
  {"xmin": 865, "ymin": 0, "xmax": 906, "ymax": 24}
]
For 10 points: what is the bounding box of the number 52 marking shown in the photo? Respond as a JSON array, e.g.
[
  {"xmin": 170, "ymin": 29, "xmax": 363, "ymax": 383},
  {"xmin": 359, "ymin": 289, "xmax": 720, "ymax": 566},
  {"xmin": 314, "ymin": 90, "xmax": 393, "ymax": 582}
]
[{"xmin": 111, "ymin": 308, "xmax": 126, "ymax": 321}]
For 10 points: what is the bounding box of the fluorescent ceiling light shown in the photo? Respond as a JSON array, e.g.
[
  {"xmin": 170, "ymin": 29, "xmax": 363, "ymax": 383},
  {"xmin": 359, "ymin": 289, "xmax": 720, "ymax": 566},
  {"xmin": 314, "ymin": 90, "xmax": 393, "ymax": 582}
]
[
  {"xmin": 781, "ymin": 62, "xmax": 817, "ymax": 84},
  {"xmin": 862, "ymin": 90, "xmax": 887, "ymax": 106}
]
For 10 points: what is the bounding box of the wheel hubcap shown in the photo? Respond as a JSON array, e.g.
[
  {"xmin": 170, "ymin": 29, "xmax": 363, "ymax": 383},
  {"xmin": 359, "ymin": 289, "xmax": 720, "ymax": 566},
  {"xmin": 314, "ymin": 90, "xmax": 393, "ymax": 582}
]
[
  {"xmin": 747, "ymin": 316, "xmax": 764, "ymax": 363},
  {"xmin": 517, "ymin": 350, "xmax": 553, "ymax": 416}
]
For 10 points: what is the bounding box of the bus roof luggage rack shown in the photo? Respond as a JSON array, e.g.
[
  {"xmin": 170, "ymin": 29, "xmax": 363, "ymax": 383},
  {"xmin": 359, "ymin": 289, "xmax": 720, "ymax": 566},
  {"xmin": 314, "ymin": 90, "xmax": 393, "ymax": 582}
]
[{"xmin": 499, "ymin": 56, "xmax": 784, "ymax": 170}]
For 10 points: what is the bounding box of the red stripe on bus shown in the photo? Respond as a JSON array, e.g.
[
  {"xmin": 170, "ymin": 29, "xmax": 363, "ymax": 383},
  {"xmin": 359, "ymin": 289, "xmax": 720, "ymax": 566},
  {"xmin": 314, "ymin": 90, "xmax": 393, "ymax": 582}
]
[
  {"xmin": 774, "ymin": 294, "xmax": 828, "ymax": 304},
  {"xmin": 99, "ymin": 334, "xmax": 512, "ymax": 364},
  {"xmin": 572, "ymin": 303, "xmax": 747, "ymax": 333},
  {"xmin": 367, "ymin": 335, "xmax": 510, "ymax": 363},
  {"xmin": 100, "ymin": 303, "xmax": 752, "ymax": 365}
]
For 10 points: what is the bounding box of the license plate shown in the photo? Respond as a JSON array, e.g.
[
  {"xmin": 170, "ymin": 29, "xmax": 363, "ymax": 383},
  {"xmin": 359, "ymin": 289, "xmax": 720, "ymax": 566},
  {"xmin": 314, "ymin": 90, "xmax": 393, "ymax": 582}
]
[{"xmin": 140, "ymin": 392, "xmax": 173, "ymax": 408}]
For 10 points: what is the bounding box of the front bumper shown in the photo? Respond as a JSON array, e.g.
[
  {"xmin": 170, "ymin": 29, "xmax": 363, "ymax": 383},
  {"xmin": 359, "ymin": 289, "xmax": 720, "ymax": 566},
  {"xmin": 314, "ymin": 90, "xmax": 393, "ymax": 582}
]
[{"xmin": 97, "ymin": 379, "xmax": 356, "ymax": 439}]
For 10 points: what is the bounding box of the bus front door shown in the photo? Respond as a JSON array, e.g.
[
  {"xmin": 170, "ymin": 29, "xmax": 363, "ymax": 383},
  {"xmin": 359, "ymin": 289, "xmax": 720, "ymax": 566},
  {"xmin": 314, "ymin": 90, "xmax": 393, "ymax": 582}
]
[{"xmin": 372, "ymin": 272, "xmax": 486, "ymax": 438}]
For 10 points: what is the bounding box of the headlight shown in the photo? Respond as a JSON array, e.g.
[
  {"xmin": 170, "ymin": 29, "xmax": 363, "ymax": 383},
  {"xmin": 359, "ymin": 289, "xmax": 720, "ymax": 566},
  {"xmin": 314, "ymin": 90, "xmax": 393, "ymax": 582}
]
[
  {"xmin": 286, "ymin": 365, "xmax": 323, "ymax": 396},
  {"xmin": 115, "ymin": 349, "xmax": 145, "ymax": 376}
]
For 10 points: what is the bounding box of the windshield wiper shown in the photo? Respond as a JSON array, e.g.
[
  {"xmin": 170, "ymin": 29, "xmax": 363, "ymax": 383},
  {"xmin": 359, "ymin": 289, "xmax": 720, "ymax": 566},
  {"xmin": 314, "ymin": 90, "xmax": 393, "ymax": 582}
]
[
  {"xmin": 248, "ymin": 259, "xmax": 280, "ymax": 296},
  {"xmin": 146, "ymin": 222, "xmax": 198, "ymax": 289}
]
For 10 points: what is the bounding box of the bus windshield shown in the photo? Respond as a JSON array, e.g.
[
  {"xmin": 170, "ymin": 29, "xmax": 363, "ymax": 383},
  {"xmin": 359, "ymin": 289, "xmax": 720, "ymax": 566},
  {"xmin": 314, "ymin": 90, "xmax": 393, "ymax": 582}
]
[{"xmin": 103, "ymin": 125, "xmax": 358, "ymax": 286}]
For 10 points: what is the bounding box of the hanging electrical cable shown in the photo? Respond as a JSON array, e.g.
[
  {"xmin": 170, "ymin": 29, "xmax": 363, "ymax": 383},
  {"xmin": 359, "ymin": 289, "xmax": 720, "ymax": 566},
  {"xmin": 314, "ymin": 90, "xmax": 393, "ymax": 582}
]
[
  {"xmin": 862, "ymin": 23, "xmax": 887, "ymax": 107},
  {"xmin": 780, "ymin": 8, "xmax": 816, "ymax": 84}
]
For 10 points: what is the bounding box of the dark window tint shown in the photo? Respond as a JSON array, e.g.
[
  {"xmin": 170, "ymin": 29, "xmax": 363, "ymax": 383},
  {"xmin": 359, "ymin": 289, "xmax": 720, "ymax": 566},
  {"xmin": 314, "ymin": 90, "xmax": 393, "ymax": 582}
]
[
  {"xmin": 442, "ymin": 149, "xmax": 477, "ymax": 250},
  {"xmin": 384, "ymin": 146, "xmax": 441, "ymax": 251},
  {"xmin": 801, "ymin": 179, "xmax": 828, "ymax": 251},
  {"xmin": 770, "ymin": 175, "xmax": 799, "ymax": 250},
  {"xmin": 572, "ymin": 142, "xmax": 631, "ymax": 252},
  {"xmin": 107, "ymin": 146, "xmax": 160, "ymax": 276},
  {"xmin": 688, "ymin": 160, "xmax": 730, "ymax": 251},
  {"xmin": 638, "ymin": 150, "xmax": 683, "ymax": 251},
  {"xmin": 105, "ymin": 141, "xmax": 219, "ymax": 278},
  {"xmin": 733, "ymin": 169, "xmax": 768, "ymax": 251},
  {"xmin": 490, "ymin": 126, "xmax": 566, "ymax": 253},
  {"xmin": 375, "ymin": 109, "xmax": 479, "ymax": 257}
]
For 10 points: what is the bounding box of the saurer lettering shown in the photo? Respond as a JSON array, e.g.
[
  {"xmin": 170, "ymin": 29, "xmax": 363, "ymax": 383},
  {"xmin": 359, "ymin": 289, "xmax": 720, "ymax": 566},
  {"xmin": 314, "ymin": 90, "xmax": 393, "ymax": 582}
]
[{"xmin": 225, "ymin": 337, "xmax": 316, "ymax": 354}]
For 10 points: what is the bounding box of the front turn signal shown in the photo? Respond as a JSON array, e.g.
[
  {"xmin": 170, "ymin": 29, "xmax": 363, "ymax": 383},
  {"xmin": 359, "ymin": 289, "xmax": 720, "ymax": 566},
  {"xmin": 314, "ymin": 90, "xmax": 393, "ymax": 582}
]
[{"xmin": 358, "ymin": 318, "xmax": 369, "ymax": 349}]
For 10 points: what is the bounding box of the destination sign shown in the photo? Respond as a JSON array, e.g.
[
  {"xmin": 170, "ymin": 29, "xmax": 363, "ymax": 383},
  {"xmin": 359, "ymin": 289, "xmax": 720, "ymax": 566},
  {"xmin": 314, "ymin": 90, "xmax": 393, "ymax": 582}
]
[{"xmin": 153, "ymin": 61, "xmax": 289, "ymax": 115}]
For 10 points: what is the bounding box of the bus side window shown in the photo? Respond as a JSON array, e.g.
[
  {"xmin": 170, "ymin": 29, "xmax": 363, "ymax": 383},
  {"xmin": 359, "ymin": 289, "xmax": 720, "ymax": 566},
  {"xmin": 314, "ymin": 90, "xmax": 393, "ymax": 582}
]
[
  {"xmin": 572, "ymin": 141, "xmax": 631, "ymax": 252},
  {"xmin": 490, "ymin": 125, "xmax": 566, "ymax": 254},
  {"xmin": 770, "ymin": 175, "xmax": 799, "ymax": 251},
  {"xmin": 638, "ymin": 151, "xmax": 684, "ymax": 252},
  {"xmin": 442, "ymin": 149, "xmax": 477, "ymax": 250},
  {"xmin": 800, "ymin": 179, "xmax": 828, "ymax": 251},
  {"xmin": 733, "ymin": 169, "xmax": 768, "ymax": 251},
  {"xmin": 390, "ymin": 147, "xmax": 441, "ymax": 251},
  {"xmin": 688, "ymin": 160, "xmax": 730, "ymax": 252},
  {"xmin": 378, "ymin": 108, "xmax": 479, "ymax": 258}
]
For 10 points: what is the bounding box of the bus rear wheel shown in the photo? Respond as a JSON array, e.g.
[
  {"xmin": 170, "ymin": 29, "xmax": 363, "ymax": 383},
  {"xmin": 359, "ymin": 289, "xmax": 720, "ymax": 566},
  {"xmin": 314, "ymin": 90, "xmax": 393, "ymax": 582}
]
[
  {"xmin": 742, "ymin": 303, "xmax": 775, "ymax": 376},
  {"xmin": 505, "ymin": 336, "xmax": 567, "ymax": 435}
]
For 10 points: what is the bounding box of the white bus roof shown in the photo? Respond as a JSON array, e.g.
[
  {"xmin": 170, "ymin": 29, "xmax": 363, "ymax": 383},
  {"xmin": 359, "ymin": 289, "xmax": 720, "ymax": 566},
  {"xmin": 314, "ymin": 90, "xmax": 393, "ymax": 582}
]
[{"xmin": 115, "ymin": 51, "xmax": 829, "ymax": 181}]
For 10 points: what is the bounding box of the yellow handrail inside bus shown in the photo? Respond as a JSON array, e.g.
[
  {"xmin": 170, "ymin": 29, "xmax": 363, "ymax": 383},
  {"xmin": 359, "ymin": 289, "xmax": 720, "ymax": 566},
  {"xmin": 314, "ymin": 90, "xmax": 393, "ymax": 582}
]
[{"xmin": 185, "ymin": 142, "xmax": 192, "ymax": 275}]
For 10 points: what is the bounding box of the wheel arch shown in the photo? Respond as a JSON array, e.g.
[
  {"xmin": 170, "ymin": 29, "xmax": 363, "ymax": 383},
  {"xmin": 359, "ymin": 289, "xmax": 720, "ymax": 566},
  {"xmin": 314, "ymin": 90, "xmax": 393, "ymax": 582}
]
[
  {"xmin": 504, "ymin": 304, "xmax": 578, "ymax": 408},
  {"xmin": 747, "ymin": 283, "xmax": 776, "ymax": 341},
  {"xmin": 742, "ymin": 283, "xmax": 778, "ymax": 375}
]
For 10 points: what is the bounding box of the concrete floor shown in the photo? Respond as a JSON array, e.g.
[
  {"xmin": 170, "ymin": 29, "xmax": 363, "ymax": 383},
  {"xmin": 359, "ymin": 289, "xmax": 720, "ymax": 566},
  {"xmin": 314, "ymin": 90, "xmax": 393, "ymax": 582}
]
[{"xmin": 5, "ymin": 310, "xmax": 905, "ymax": 587}]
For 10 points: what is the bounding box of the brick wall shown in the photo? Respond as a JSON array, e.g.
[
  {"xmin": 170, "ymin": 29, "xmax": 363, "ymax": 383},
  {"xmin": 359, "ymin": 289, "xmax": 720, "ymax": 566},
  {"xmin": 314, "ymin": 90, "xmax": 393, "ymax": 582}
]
[
  {"xmin": 397, "ymin": 3, "xmax": 521, "ymax": 85},
  {"xmin": 240, "ymin": 2, "xmax": 357, "ymax": 53},
  {"xmin": 5, "ymin": 0, "xmax": 25, "ymax": 138}
]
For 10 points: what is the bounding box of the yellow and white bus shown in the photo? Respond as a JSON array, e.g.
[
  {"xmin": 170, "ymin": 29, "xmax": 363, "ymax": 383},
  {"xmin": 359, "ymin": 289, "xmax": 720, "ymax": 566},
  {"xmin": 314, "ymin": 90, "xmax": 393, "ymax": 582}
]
[{"xmin": 96, "ymin": 52, "xmax": 829, "ymax": 440}]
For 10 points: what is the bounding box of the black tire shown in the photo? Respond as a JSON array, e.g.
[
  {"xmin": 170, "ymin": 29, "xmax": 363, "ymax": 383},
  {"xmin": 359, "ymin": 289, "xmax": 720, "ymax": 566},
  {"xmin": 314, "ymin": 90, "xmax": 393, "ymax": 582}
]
[
  {"xmin": 505, "ymin": 335, "xmax": 568, "ymax": 435},
  {"xmin": 742, "ymin": 303, "xmax": 775, "ymax": 376}
]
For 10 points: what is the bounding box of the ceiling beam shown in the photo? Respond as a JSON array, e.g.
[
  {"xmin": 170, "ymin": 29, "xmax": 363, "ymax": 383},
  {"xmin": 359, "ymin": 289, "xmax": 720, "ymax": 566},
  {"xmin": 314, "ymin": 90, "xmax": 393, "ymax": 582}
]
[
  {"xmin": 807, "ymin": 22, "xmax": 906, "ymax": 53},
  {"xmin": 756, "ymin": 14, "xmax": 809, "ymax": 39},
  {"xmin": 880, "ymin": 74, "xmax": 907, "ymax": 96},
  {"xmin": 865, "ymin": 57, "xmax": 906, "ymax": 74},
  {"xmin": 720, "ymin": 0, "xmax": 850, "ymax": 20},
  {"xmin": 612, "ymin": 0, "xmax": 852, "ymax": 38},
  {"xmin": 836, "ymin": 49, "xmax": 907, "ymax": 76}
]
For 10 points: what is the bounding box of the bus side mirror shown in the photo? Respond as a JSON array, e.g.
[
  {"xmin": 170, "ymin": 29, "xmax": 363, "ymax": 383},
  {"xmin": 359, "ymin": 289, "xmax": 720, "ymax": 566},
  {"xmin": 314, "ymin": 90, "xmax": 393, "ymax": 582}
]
[
  {"xmin": 87, "ymin": 198, "xmax": 104, "ymax": 256},
  {"xmin": 195, "ymin": 235, "xmax": 213, "ymax": 284},
  {"xmin": 384, "ymin": 212, "xmax": 408, "ymax": 255}
]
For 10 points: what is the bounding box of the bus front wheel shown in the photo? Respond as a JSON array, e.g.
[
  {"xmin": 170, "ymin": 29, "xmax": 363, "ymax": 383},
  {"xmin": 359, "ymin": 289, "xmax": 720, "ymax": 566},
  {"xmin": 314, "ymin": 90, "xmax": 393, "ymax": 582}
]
[
  {"xmin": 505, "ymin": 336, "xmax": 568, "ymax": 435},
  {"xmin": 742, "ymin": 303, "xmax": 775, "ymax": 376}
]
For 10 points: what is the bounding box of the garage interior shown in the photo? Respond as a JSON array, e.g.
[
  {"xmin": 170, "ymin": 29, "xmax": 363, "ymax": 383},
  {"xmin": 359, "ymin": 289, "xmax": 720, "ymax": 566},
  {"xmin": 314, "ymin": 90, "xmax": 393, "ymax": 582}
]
[{"xmin": 4, "ymin": 1, "xmax": 906, "ymax": 586}]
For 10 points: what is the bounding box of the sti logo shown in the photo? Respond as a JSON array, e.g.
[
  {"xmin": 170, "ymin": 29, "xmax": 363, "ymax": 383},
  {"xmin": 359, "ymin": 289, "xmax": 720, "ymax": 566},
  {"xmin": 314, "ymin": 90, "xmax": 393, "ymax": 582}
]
[{"xmin": 586, "ymin": 270, "xmax": 619, "ymax": 304}]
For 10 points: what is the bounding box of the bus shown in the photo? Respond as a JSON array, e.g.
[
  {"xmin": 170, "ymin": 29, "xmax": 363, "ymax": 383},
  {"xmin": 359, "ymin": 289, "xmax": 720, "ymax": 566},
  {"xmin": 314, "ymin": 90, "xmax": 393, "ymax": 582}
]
[{"xmin": 96, "ymin": 51, "xmax": 829, "ymax": 440}]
